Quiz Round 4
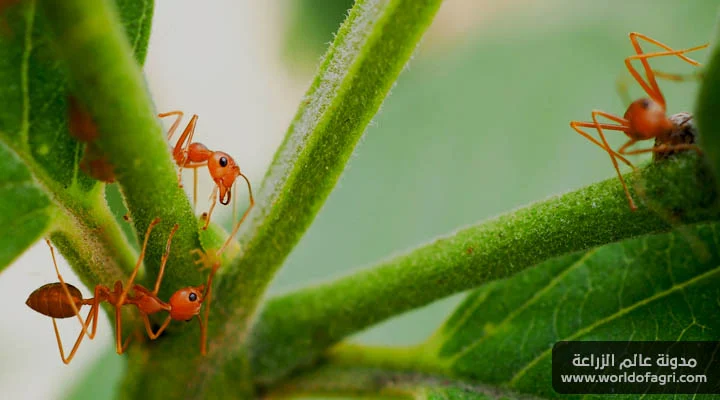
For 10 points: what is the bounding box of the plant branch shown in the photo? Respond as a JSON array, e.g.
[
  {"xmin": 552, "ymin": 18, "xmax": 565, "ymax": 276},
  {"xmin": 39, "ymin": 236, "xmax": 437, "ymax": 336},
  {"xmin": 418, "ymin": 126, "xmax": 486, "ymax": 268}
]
[
  {"xmin": 326, "ymin": 343, "xmax": 440, "ymax": 374},
  {"xmin": 250, "ymin": 155, "xmax": 720, "ymax": 384},
  {"xmin": 265, "ymin": 365, "xmax": 527, "ymax": 400},
  {"xmin": 37, "ymin": 0, "xmax": 203, "ymax": 294},
  {"xmin": 185, "ymin": 0, "xmax": 442, "ymax": 396},
  {"xmin": 37, "ymin": 1, "xmax": 224, "ymax": 398}
]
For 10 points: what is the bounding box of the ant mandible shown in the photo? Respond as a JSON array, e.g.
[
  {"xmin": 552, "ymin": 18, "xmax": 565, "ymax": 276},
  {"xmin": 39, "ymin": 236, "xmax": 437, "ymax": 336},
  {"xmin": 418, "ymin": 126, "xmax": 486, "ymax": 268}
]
[
  {"xmin": 570, "ymin": 32, "xmax": 708, "ymax": 210},
  {"xmin": 159, "ymin": 111, "xmax": 255, "ymax": 255},
  {"xmin": 25, "ymin": 219, "xmax": 219, "ymax": 364}
]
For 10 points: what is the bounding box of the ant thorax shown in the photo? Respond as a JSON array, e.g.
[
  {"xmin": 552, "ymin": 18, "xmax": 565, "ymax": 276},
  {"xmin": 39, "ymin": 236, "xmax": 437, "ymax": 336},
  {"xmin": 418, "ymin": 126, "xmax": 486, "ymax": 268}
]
[{"xmin": 624, "ymin": 98, "xmax": 672, "ymax": 141}]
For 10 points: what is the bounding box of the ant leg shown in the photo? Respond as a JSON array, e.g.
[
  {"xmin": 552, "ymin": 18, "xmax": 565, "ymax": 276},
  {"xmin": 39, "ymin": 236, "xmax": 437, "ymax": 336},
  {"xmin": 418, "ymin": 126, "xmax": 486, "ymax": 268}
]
[
  {"xmin": 570, "ymin": 121, "xmax": 637, "ymax": 210},
  {"xmin": 570, "ymin": 122, "xmax": 634, "ymax": 168},
  {"xmin": 140, "ymin": 313, "xmax": 173, "ymax": 339},
  {"xmin": 626, "ymin": 33, "xmax": 708, "ymax": 107},
  {"xmin": 197, "ymin": 314, "xmax": 207, "ymax": 355},
  {"xmin": 45, "ymin": 239, "xmax": 87, "ymax": 335},
  {"xmin": 203, "ymin": 186, "xmax": 219, "ymax": 230},
  {"xmin": 629, "ymin": 33, "xmax": 707, "ymax": 67},
  {"xmin": 179, "ymin": 163, "xmax": 208, "ymax": 212},
  {"xmin": 49, "ymin": 298, "xmax": 100, "ymax": 364},
  {"xmin": 120, "ymin": 332, "xmax": 133, "ymax": 353},
  {"xmin": 152, "ymin": 224, "xmax": 180, "ymax": 295},
  {"xmin": 82, "ymin": 287, "xmax": 107, "ymax": 340},
  {"xmin": 51, "ymin": 315, "xmax": 92, "ymax": 364},
  {"xmin": 194, "ymin": 168, "xmax": 198, "ymax": 211},
  {"xmin": 652, "ymin": 69, "xmax": 704, "ymax": 82},
  {"xmin": 114, "ymin": 305, "xmax": 123, "ymax": 354},
  {"xmin": 617, "ymin": 139, "xmax": 638, "ymax": 156},
  {"xmin": 158, "ymin": 111, "xmax": 184, "ymax": 141},
  {"xmin": 117, "ymin": 218, "xmax": 161, "ymax": 304},
  {"xmin": 113, "ymin": 305, "xmax": 137, "ymax": 354},
  {"xmin": 218, "ymin": 173, "xmax": 255, "ymax": 256},
  {"xmin": 232, "ymin": 182, "xmax": 237, "ymax": 224},
  {"xmin": 620, "ymin": 143, "xmax": 703, "ymax": 156},
  {"xmin": 172, "ymin": 115, "xmax": 200, "ymax": 188},
  {"xmin": 200, "ymin": 262, "xmax": 221, "ymax": 355},
  {"xmin": 590, "ymin": 112, "xmax": 637, "ymax": 211},
  {"xmin": 628, "ymin": 32, "xmax": 705, "ymax": 100}
]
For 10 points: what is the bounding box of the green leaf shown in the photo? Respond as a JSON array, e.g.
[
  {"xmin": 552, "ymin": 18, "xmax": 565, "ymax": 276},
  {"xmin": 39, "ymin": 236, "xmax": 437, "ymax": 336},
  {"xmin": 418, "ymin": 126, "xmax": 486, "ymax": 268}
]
[
  {"xmin": 0, "ymin": 0, "xmax": 152, "ymax": 283},
  {"xmin": 250, "ymin": 154, "xmax": 720, "ymax": 385},
  {"xmin": 0, "ymin": 141, "xmax": 52, "ymax": 268},
  {"xmin": 432, "ymin": 221, "xmax": 720, "ymax": 398},
  {"xmin": 697, "ymin": 14, "xmax": 720, "ymax": 190}
]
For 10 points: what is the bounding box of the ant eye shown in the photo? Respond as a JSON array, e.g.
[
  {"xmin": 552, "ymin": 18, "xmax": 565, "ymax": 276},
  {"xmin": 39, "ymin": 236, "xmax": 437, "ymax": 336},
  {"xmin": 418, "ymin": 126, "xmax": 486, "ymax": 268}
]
[
  {"xmin": 189, "ymin": 292, "xmax": 197, "ymax": 302},
  {"xmin": 219, "ymin": 157, "xmax": 228, "ymax": 167},
  {"xmin": 640, "ymin": 99, "xmax": 650, "ymax": 109}
]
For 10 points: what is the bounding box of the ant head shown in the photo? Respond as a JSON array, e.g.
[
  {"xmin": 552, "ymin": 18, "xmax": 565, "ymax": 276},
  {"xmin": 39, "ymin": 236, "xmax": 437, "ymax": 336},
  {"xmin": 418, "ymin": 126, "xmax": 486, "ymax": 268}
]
[
  {"xmin": 168, "ymin": 286, "xmax": 205, "ymax": 321},
  {"xmin": 208, "ymin": 152, "xmax": 240, "ymax": 205},
  {"xmin": 624, "ymin": 97, "xmax": 672, "ymax": 140}
]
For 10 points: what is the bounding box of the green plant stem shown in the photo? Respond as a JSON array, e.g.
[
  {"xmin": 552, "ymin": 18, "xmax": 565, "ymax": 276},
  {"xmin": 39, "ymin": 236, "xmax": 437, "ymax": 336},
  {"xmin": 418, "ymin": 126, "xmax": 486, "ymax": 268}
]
[
  {"xmin": 265, "ymin": 365, "xmax": 520, "ymax": 399},
  {"xmin": 327, "ymin": 343, "xmax": 440, "ymax": 374},
  {"xmin": 37, "ymin": 0, "xmax": 202, "ymax": 295},
  {"xmin": 182, "ymin": 0, "xmax": 442, "ymax": 396},
  {"xmin": 250, "ymin": 156, "xmax": 720, "ymax": 385},
  {"xmin": 38, "ymin": 1, "xmax": 226, "ymax": 398},
  {"xmin": 0, "ymin": 134, "xmax": 135, "ymax": 287},
  {"xmin": 51, "ymin": 198, "xmax": 138, "ymax": 285},
  {"xmin": 697, "ymin": 15, "xmax": 720, "ymax": 190}
]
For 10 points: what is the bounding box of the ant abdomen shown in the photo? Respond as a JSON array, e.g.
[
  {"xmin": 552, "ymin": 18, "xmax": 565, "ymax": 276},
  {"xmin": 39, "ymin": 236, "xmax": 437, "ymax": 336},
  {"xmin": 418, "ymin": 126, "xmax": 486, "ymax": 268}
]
[{"xmin": 26, "ymin": 282, "xmax": 84, "ymax": 318}]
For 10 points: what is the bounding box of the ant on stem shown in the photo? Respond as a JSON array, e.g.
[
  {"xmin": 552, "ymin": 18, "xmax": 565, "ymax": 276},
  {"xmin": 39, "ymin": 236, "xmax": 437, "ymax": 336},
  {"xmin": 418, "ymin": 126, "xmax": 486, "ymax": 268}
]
[
  {"xmin": 25, "ymin": 219, "xmax": 219, "ymax": 364},
  {"xmin": 159, "ymin": 111, "xmax": 255, "ymax": 257},
  {"xmin": 570, "ymin": 32, "xmax": 708, "ymax": 210}
]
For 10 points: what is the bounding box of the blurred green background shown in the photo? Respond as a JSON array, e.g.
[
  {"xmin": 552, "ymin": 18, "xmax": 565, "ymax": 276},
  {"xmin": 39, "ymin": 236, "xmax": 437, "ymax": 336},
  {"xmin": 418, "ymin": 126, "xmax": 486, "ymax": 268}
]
[{"xmin": 66, "ymin": 0, "xmax": 719, "ymax": 398}]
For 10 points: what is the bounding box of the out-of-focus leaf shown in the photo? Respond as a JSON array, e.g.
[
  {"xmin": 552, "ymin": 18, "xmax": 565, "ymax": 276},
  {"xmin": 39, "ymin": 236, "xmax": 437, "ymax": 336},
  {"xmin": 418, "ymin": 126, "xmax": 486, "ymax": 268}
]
[{"xmin": 697, "ymin": 15, "xmax": 720, "ymax": 190}]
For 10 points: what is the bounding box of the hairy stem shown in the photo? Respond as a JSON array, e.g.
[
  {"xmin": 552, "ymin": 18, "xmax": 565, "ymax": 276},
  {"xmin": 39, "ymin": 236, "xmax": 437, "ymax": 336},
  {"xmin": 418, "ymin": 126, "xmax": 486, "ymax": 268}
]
[
  {"xmin": 38, "ymin": 0, "xmax": 202, "ymax": 294},
  {"xmin": 38, "ymin": 0, "xmax": 224, "ymax": 398},
  {"xmin": 250, "ymin": 155, "xmax": 719, "ymax": 384},
  {"xmin": 266, "ymin": 365, "xmax": 523, "ymax": 400},
  {"xmin": 183, "ymin": 0, "xmax": 443, "ymax": 396}
]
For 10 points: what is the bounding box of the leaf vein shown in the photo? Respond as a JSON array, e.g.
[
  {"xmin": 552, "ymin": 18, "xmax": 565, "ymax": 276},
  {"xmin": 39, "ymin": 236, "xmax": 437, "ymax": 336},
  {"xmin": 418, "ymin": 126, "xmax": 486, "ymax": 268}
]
[
  {"xmin": 20, "ymin": 0, "xmax": 36, "ymax": 148},
  {"xmin": 131, "ymin": 0, "xmax": 148, "ymax": 52},
  {"xmin": 507, "ymin": 264, "xmax": 720, "ymax": 387},
  {"xmin": 446, "ymin": 250, "xmax": 598, "ymax": 363}
]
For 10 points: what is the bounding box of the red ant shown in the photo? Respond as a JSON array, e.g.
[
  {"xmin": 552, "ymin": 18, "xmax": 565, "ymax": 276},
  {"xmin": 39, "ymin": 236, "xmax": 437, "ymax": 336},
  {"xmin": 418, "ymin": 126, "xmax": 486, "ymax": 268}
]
[
  {"xmin": 159, "ymin": 111, "xmax": 255, "ymax": 256},
  {"xmin": 25, "ymin": 219, "xmax": 219, "ymax": 364},
  {"xmin": 570, "ymin": 32, "xmax": 708, "ymax": 210}
]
